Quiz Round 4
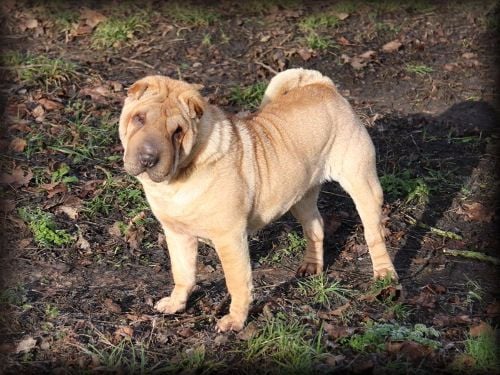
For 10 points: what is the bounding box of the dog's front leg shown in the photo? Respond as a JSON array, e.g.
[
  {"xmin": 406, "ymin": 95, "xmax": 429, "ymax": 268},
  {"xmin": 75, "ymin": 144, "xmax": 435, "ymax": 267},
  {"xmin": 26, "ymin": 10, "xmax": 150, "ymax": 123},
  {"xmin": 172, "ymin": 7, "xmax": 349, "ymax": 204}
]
[
  {"xmin": 212, "ymin": 231, "xmax": 253, "ymax": 332},
  {"xmin": 155, "ymin": 229, "xmax": 198, "ymax": 314}
]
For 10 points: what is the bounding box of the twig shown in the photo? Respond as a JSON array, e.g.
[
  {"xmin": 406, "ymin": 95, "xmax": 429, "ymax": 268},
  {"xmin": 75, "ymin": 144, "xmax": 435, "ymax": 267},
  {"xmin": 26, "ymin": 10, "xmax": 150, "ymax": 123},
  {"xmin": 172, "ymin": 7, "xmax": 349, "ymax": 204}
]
[
  {"xmin": 254, "ymin": 61, "xmax": 279, "ymax": 75},
  {"xmin": 119, "ymin": 57, "xmax": 155, "ymax": 70},
  {"xmin": 443, "ymin": 248, "xmax": 500, "ymax": 266},
  {"xmin": 404, "ymin": 214, "xmax": 463, "ymax": 240}
]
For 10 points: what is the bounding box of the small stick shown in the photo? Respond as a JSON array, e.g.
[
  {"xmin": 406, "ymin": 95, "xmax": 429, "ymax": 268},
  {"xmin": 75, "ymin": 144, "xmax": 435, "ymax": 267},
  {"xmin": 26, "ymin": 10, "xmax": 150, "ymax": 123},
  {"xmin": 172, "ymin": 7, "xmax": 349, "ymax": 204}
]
[
  {"xmin": 443, "ymin": 248, "xmax": 500, "ymax": 266},
  {"xmin": 404, "ymin": 215, "xmax": 463, "ymax": 240}
]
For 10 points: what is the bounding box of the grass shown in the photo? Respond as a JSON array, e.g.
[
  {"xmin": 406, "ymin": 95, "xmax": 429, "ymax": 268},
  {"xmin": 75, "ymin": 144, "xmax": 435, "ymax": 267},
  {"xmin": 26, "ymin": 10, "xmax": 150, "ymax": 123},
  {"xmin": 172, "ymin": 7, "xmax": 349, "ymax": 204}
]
[
  {"xmin": 304, "ymin": 33, "xmax": 332, "ymax": 51},
  {"xmin": 346, "ymin": 322, "xmax": 441, "ymax": 352},
  {"xmin": 92, "ymin": 16, "xmax": 149, "ymax": 49},
  {"xmin": 2, "ymin": 51, "xmax": 78, "ymax": 88},
  {"xmin": 0, "ymin": 285, "xmax": 29, "ymax": 308},
  {"xmin": 51, "ymin": 163, "xmax": 78, "ymax": 185},
  {"xmin": 84, "ymin": 175, "xmax": 148, "ymax": 219},
  {"xmin": 298, "ymin": 274, "xmax": 354, "ymax": 308},
  {"xmin": 405, "ymin": 64, "xmax": 434, "ymax": 76},
  {"xmin": 163, "ymin": 3, "xmax": 220, "ymax": 26},
  {"xmin": 18, "ymin": 207, "xmax": 73, "ymax": 247},
  {"xmin": 260, "ymin": 231, "xmax": 306, "ymax": 265},
  {"xmin": 464, "ymin": 328, "xmax": 499, "ymax": 371},
  {"xmin": 229, "ymin": 81, "xmax": 267, "ymax": 110},
  {"xmin": 45, "ymin": 304, "xmax": 60, "ymax": 319},
  {"xmin": 246, "ymin": 312, "xmax": 324, "ymax": 373},
  {"xmin": 380, "ymin": 171, "xmax": 430, "ymax": 205},
  {"xmin": 299, "ymin": 14, "xmax": 340, "ymax": 32}
]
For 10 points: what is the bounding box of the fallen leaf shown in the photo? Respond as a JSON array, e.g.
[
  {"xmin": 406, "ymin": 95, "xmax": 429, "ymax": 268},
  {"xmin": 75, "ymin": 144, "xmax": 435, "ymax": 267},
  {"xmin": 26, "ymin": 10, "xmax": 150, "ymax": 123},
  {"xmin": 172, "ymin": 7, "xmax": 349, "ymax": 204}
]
[
  {"xmin": 236, "ymin": 322, "xmax": 258, "ymax": 340},
  {"xmin": 458, "ymin": 202, "xmax": 494, "ymax": 223},
  {"xmin": 387, "ymin": 341, "xmax": 432, "ymax": 361},
  {"xmin": 32, "ymin": 105, "xmax": 45, "ymax": 120},
  {"xmin": 297, "ymin": 48, "xmax": 312, "ymax": 61},
  {"xmin": 433, "ymin": 314, "xmax": 471, "ymax": 326},
  {"xmin": 335, "ymin": 12, "xmax": 349, "ymax": 20},
  {"xmin": 323, "ymin": 323, "xmax": 353, "ymax": 340},
  {"xmin": 126, "ymin": 225, "xmax": 145, "ymax": 251},
  {"xmin": 80, "ymin": 8, "xmax": 107, "ymax": 28},
  {"xmin": 56, "ymin": 205, "xmax": 79, "ymax": 220},
  {"xmin": 486, "ymin": 301, "xmax": 500, "ymax": 318},
  {"xmin": 15, "ymin": 337, "xmax": 36, "ymax": 353},
  {"xmin": 76, "ymin": 232, "xmax": 91, "ymax": 251},
  {"xmin": 462, "ymin": 52, "xmax": 477, "ymax": 60},
  {"xmin": 108, "ymin": 222, "xmax": 123, "ymax": 238},
  {"xmin": 114, "ymin": 326, "xmax": 133, "ymax": 339},
  {"xmin": 359, "ymin": 50, "xmax": 376, "ymax": 60},
  {"xmin": 444, "ymin": 63, "xmax": 459, "ymax": 71},
  {"xmin": 79, "ymin": 86, "xmax": 112, "ymax": 104},
  {"xmin": 349, "ymin": 56, "xmax": 367, "ymax": 70},
  {"xmin": 337, "ymin": 36, "xmax": 351, "ymax": 46},
  {"xmin": 469, "ymin": 321, "xmax": 493, "ymax": 337},
  {"xmin": 0, "ymin": 167, "xmax": 33, "ymax": 187},
  {"xmin": 39, "ymin": 182, "xmax": 68, "ymax": 198},
  {"xmin": 25, "ymin": 19, "xmax": 38, "ymax": 29},
  {"xmin": 382, "ymin": 40, "xmax": 402, "ymax": 53},
  {"xmin": 104, "ymin": 298, "xmax": 122, "ymax": 314},
  {"xmin": 8, "ymin": 137, "xmax": 27, "ymax": 152},
  {"xmin": 177, "ymin": 327, "xmax": 194, "ymax": 338},
  {"xmin": 38, "ymin": 98, "xmax": 64, "ymax": 111}
]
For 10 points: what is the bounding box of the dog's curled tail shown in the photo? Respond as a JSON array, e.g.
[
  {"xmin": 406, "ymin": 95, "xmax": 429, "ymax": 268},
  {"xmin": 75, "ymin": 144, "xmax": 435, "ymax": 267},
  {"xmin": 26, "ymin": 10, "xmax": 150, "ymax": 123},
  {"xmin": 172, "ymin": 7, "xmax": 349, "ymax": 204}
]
[{"xmin": 260, "ymin": 68, "xmax": 336, "ymax": 108}]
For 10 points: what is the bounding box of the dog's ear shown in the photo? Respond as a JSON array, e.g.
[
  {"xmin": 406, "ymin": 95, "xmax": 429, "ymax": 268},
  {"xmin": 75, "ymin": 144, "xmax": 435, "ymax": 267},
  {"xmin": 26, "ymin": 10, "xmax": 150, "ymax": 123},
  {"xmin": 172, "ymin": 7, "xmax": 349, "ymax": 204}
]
[
  {"xmin": 127, "ymin": 81, "xmax": 149, "ymax": 100},
  {"xmin": 178, "ymin": 89, "xmax": 205, "ymax": 120}
]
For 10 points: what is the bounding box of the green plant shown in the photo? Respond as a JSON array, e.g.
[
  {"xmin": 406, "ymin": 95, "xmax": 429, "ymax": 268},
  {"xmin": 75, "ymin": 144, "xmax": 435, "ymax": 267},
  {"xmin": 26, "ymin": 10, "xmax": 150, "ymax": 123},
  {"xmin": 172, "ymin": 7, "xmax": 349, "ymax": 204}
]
[
  {"xmin": 92, "ymin": 17, "xmax": 149, "ymax": 49},
  {"xmin": 405, "ymin": 64, "xmax": 433, "ymax": 76},
  {"xmin": 299, "ymin": 14, "xmax": 339, "ymax": 32},
  {"xmin": 0, "ymin": 285, "xmax": 29, "ymax": 308},
  {"xmin": 298, "ymin": 274, "xmax": 353, "ymax": 308},
  {"xmin": 260, "ymin": 231, "xmax": 306, "ymax": 265},
  {"xmin": 164, "ymin": 3, "xmax": 220, "ymax": 26},
  {"xmin": 380, "ymin": 171, "xmax": 429, "ymax": 204},
  {"xmin": 51, "ymin": 163, "xmax": 78, "ymax": 185},
  {"xmin": 229, "ymin": 81, "xmax": 267, "ymax": 110},
  {"xmin": 304, "ymin": 33, "xmax": 332, "ymax": 51},
  {"xmin": 4, "ymin": 53, "xmax": 77, "ymax": 88},
  {"xmin": 464, "ymin": 329, "xmax": 499, "ymax": 371},
  {"xmin": 247, "ymin": 312, "xmax": 324, "ymax": 373},
  {"xmin": 385, "ymin": 302, "xmax": 411, "ymax": 320},
  {"xmin": 18, "ymin": 207, "xmax": 73, "ymax": 247},
  {"xmin": 201, "ymin": 34, "xmax": 212, "ymax": 46},
  {"xmin": 465, "ymin": 276, "xmax": 484, "ymax": 306},
  {"xmin": 346, "ymin": 322, "xmax": 441, "ymax": 352},
  {"xmin": 45, "ymin": 304, "xmax": 60, "ymax": 319}
]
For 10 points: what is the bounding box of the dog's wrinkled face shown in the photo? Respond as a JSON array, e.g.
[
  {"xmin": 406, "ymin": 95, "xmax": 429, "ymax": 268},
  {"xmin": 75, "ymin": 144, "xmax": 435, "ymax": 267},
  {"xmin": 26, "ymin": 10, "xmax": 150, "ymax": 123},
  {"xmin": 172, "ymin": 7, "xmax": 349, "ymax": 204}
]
[{"xmin": 119, "ymin": 76, "xmax": 204, "ymax": 183}]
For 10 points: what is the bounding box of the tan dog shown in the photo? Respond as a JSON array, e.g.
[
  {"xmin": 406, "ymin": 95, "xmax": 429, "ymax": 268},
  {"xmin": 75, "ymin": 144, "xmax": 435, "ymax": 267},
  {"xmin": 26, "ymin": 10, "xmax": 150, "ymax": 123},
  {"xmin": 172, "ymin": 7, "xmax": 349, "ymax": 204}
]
[{"xmin": 119, "ymin": 69, "xmax": 397, "ymax": 332}]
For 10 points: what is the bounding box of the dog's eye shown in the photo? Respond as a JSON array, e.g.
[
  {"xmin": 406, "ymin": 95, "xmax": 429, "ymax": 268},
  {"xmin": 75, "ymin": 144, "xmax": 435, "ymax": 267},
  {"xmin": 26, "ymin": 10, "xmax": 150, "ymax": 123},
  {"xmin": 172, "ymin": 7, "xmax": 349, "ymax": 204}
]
[{"xmin": 132, "ymin": 113, "xmax": 146, "ymax": 126}]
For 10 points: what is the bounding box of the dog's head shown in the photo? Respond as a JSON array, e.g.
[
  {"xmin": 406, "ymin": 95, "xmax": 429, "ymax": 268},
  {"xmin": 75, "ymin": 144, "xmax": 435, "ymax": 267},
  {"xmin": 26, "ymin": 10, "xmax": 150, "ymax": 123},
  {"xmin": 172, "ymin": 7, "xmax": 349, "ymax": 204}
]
[{"xmin": 119, "ymin": 76, "xmax": 205, "ymax": 183}]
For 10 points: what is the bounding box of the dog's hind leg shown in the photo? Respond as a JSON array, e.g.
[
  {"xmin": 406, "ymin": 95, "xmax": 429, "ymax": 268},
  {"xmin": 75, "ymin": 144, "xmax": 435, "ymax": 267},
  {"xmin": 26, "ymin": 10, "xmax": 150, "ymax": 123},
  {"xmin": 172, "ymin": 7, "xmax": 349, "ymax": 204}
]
[
  {"xmin": 338, "ymin": 167, "xmax": 397, "ymax": 280},
  {"xmin": 291, "ymin": 186, "xmax": 325, "ymax": 277}
]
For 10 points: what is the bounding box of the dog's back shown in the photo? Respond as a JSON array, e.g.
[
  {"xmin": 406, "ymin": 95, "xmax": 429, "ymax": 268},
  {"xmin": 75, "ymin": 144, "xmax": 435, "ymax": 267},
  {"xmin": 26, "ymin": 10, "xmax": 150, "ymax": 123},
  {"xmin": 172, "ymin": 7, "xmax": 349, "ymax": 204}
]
[{"xmin": 260, "ymin": 68, "xmax": 336, "ymax": 108}]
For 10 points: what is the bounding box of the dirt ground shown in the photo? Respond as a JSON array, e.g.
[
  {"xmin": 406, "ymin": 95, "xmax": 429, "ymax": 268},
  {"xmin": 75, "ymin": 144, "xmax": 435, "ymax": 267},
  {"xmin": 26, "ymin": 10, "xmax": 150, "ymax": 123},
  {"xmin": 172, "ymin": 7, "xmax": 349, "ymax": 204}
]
[{"xmin": 0, "ymin": 1, "xmax": 499, "ymax": 373}]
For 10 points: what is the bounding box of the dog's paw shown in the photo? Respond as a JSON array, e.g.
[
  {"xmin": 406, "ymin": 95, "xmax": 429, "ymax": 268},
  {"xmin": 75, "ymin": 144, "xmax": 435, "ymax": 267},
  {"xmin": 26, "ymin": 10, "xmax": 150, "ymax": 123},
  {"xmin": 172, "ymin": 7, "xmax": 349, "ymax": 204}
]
[
  {"xmin": 154, "ymin": 296, "xmax": 186, "ymax": 314},
  {"xmin": 296, "ymin": 262, "xmax": 323, "ymax": 277},
  {"xmin": 216, "ymin": 314, "xmax": 245, "ymax": 332},
  {"xmin": 373, "ymin": 267, "xmax": 398, "ymax": 281}
]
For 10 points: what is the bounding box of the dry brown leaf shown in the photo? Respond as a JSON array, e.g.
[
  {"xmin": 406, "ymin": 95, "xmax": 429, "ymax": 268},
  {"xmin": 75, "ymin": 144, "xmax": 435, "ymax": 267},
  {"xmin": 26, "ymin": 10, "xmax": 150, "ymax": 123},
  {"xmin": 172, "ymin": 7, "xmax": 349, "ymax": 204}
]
[
  {"xmin": 25, "ymin": 19, "xmax": 38, "ymax": 29},
  {"xmin": 323, "ymin": 323, "xmax": 353, "ymax": 340},
  {"xmin": 0, "ymin": 167, "xmax": 33, "ymax": 187},
  {"xmin": 177, "ymin": 327, "xmax": 194, "ymax": 338},
  {"xmin": 38, "ymin": 98, "xmax": 64, "ymax": 111},
  {"xmin": 108, "ymin": 222, "xmax": 122, "ymax": 238},
  {"xmin": 32, "ymin": 104, "xmax": 45, "ymax": 121},
  {"xmin": 458, "ymin": 202, "xmax": 494, "ymax": 223},
  {"xmin": 237, "ymin": 321, "xmax": 258, "ymax": 340},
  {"xmin": 337, "ymin": 36, "xmax": 351, "ymax": 46},
  {"xmin": 335, "ymin": 12, "xmax": 349, "ymax": 20},
  {"xmin": 76, "ymin": 232, "xmax": 91, "ymax": 251},
  {"xmin": 297, "ymin": 48, "xmax": 312, "ymax": 61},
  {"xmin": 387, "ymin": 341, "xmax": 432, "ymax": 361},
  {"xmin": 359, "ymin": 50, "xmax": 376, "ymax": 60},
  {"xmin": 79, "ymin": 86, "xmax": 112, "ymax": 104},
  {"xmin": 56, "ymin": 205, "xmax": 79, "ymax": 220},
  {"xmin": 462, "ymin": 52, "xmax": 477, "ymax": 60},
  {"xmin": 382, "ymin": 40, "xmax": 402, "ymax": 53},
  {"xmin": 104, "ymin": 298, "xmax": 122, "ymax": 314},
  {"xmin": 114, "ymin": 326, "xmax": 133, "ymax": 339},
  {"xmin": 126, "ymin": 225, "xmax": 145, "ymax": 251},
  {"xmin": 80, "ymin": 8, "xmax": 107, "ymax": 28},
  {"xmin": 15, "ymin": 337, "xmax": 36, "ymax": 354},
  {"xmin": 39, "ymin": 182, "xmax": 68, "ymax": 198},
  {"xmin": 8, "ymin": 137, "xmax": 27, "ymax": 152},
  {"xmin": 469, "ymin": 321, "xmax": 494, "ymax": 337}
]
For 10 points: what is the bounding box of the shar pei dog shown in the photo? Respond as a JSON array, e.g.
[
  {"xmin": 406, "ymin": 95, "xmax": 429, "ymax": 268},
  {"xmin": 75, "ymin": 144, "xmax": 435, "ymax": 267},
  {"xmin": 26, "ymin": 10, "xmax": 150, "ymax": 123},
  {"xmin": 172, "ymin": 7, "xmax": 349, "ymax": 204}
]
[{"xmin": 119, "ymin": 68, "xmax": 397, "ymax": 332}]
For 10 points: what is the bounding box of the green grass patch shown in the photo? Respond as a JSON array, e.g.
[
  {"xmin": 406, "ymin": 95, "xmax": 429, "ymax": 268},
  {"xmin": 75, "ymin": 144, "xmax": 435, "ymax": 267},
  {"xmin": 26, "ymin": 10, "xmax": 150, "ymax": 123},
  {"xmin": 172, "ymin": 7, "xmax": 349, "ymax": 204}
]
[
  {"xmin": 405, "ymin": 63, "xmax": 434, "ymax": 76},
  {"xmin": 229, "ymin": 81, "xmax": 267, "ymax": 110},
  {"xmin": 92, "ymin": 16, "xmax": 149, "ymax": 49},
  {"xmin": 464, "ymin": 329, "xmax": 499, "ymax": 371},
  {"xmin": 2, "ymin": 52, "xmax": 78, "ymax": 88},
  {"xmin": 260, "ymin": 231, "xmax": 306, "ymax": 265},
  {"xmin": 84, "ymin": 175, "xmax": 148, "ymax": 219},
  {"xmin": 163, "ymin": 3, "xmax": 220, "ymax": 26},
  {"xmin": 299, "ymin": 14, "xmax": 340, "ymax": 32},
  {"xmin": 346, "ymin": 322, "xmax": 441, "ymax": 352},
  {"xmin": 304, "ymin": 32, "xmax": 332, "ymax": 51},
  {"xmin": 380, "ymin": 171, "xmax": 430, "ymax": 205},
  {"xmin": 18, "ymin": 207, "xmax": 73, "ymax": 247},
  {"xmin": 247, "ymin": 312, "xmax": 324, "ymax": 373},
  {"xmin": 298, "ymin": 274, "xmax": 354, "ymax": 308},
  {"xmin": 0, "ymin": 285, "xmax": 29, "ymax": 308}
]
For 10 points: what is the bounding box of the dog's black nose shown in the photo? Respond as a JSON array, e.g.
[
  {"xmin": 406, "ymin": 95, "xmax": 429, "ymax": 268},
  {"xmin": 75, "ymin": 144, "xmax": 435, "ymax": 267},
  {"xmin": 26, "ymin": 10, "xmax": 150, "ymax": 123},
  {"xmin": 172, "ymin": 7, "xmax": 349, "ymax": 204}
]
[{"xmin": 139, "ymin": 144, "xmax": 159, "ymax": 169}]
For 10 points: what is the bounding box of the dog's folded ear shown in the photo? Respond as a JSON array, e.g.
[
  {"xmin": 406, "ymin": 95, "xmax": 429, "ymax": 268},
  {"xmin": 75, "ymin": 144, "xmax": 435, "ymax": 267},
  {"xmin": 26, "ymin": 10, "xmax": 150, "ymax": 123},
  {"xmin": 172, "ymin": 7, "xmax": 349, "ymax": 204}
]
[
  {"xmin": 127, "ymin": 81, "xmax": 149, "ymax": 100},
  {"xmin": 178, "ymin": 89, "xmax": 205, "ymax": 120}
]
